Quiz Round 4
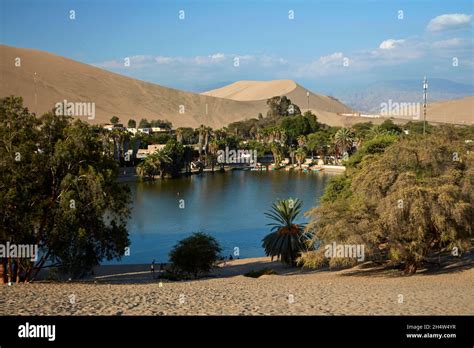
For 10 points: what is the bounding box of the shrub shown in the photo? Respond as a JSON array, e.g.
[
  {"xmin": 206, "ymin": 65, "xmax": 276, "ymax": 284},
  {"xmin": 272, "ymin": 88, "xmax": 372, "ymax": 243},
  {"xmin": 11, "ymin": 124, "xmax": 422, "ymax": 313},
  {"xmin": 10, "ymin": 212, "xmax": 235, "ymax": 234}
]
[{"xmin": 169, "ymin": 232, "xmax": 222, "ymax": 278}]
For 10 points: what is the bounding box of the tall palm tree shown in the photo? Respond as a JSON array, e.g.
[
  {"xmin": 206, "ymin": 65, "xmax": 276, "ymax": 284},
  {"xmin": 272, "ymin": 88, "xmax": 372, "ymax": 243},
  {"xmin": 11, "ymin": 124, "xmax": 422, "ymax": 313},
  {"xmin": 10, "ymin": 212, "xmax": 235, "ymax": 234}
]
[
  {"xmin": 208, "ymin": 141, "xmax": 219, "ymax": 172},
  {"xmin": 295, "ymin": 147, "xmax": 306, "ymax": 168},
  {"xmin": 197, "ymin": 125, "xmax": 212, "ymax": 159},
  {"xmin": 176, "ymin": 128, "xmax": 184, "ymax": 144},
  {"xmin": 262, "ymin": 198, "xmax": 309, "ymax": 266},
  {"xmin": 334, "ymin": 128, "xmax": 354, "ymax": 156},
  {"xmin": 270, "ymin": 143, "xmax": 283, "ymax": 166}
]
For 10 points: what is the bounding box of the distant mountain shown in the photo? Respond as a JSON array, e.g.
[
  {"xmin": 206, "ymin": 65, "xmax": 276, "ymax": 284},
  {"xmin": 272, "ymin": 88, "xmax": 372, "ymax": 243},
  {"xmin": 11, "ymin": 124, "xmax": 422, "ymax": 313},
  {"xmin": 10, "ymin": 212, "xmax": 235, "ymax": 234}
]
[{"xmin": 339, "ymin": 79, "xmax": 474, "ymax": 113}]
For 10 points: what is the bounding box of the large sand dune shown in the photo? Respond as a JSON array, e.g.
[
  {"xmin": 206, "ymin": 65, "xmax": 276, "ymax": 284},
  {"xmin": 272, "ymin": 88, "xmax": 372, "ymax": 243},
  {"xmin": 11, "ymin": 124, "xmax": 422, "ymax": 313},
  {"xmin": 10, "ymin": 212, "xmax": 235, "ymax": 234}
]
[
  {"xmin": 202, "ymin": 80, "xmax": 298, "ymax": 101},
  {"xmin": 0, "ymin": 45, "xmax": 351, "ymax": 128},
  {"xmin": 203, "ymin": 79, "xmax": 353, "ymax": 114},
  {"xmin": 1, "ymin": 45, "xmax": 471, "ymax": 128}
]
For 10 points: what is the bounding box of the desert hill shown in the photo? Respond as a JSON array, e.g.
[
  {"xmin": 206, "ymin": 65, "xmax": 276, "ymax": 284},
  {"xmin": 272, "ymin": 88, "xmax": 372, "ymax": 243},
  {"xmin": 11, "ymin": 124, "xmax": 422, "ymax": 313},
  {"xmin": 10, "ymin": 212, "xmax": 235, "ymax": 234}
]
[
  {"xmin": 0, "ymin": 45, "xmax": 351, "ymax": 128},
  {"xmin": 1, "ymin": 45, "xmax": 471, "ymax": 128},
  {"xmin": 426, "ymin": 96, "xmax": 474, "ymax": 125},
  {"xmin": 202, "ymin": 80, "xmax": 352, "ymax": 114}
]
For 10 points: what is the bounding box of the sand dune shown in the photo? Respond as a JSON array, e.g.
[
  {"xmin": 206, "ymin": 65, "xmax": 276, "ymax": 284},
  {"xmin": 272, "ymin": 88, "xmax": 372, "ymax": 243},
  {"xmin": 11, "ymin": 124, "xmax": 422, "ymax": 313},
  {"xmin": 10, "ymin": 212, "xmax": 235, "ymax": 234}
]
[
  {"xmin": 0, "ymin": 45, "xmax": 351, "ymax": 128},
  {"xmin": 1, "ymin": 257, "xmax": 472, "ymax": 315},
  {"xmin": 203, "ymin": 80, "xmax": 298, "ymax": 101},
  {"xmin": 1, "ymin": 45, "xmax": 470, "ymax": 128},
  {"xmin": 427, "ymin": 96, "xmax": 474, "ymax": 125},
  {"xmin": 0, "ymin": 45, "xmax": 265, "ymax": 128},
  {"xmin": 203, "ymin": 80, "xmax": 353, "ymax": 114}
]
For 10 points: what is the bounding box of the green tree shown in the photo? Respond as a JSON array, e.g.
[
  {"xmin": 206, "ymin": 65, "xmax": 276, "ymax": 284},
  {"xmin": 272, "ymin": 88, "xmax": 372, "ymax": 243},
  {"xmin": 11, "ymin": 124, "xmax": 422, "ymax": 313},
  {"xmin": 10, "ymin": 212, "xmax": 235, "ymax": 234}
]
[
  {"xmin": 0, "ymin": 97, "xmax": 131, "ymax": 281},
  {"xmin": 110, "ymin": 116, "xmax": 120, "ymax": 125},
  {"xmin": 266, "ymin": 96, "xmax": 301, "ymax": 118},
  {"xmin": 301, "ymin": 129, "xmax": 473, "ymax": 274},
  {"xmin": 161, "ymin": 139, "xmax": 185, "ymax": 177},
  {"xmin": 295, "ymin": 147, "xmax": 307, "ymax": 168},
  {"xmin": 303, "ymin": 111, "xmax": 319, "ymax": 133},
  {"xmin": 262, "ymin": 198, "xmax": 309, "ymax": 266},
  {"xmin": 127, "ymin": 119, "xmax": 137, "ymax": 128},
  {"xmin": 138, "ymin": 118, "xmax": 151, "ymax": 128},
  {"xmin": 307, "ymin": 131, "xmax": 330, "ymax": 160},
  {"xmin": 280, "ymin": 115, "xmax": 312, "ymax": 143},
  {"xmin": 169, "ymin": 232, "xmax": 222, "ymax": 278},
  {"xmin": 380, "ymin": 119, "xmax": 402, "ymax": 134},
  {"xmin": 136, "ymin": 151, "xmax": 172, "ymax": 180}
]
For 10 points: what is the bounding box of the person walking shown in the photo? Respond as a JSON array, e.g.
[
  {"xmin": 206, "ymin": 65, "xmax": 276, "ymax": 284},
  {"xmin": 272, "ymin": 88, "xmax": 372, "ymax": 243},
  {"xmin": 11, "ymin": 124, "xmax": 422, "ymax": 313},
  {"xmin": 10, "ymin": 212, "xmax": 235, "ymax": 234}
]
[{"xmin": 151, "ymin": 259, "xmax": 155, "ymax": 279}]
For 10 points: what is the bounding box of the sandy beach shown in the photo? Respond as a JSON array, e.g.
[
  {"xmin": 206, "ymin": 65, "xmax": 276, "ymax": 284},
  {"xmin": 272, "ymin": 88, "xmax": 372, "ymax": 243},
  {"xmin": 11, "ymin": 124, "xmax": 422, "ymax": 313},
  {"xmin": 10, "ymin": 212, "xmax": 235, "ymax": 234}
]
[{"xmin": 1, "ymin": 257, "xmax": 472, "ymax": 316}]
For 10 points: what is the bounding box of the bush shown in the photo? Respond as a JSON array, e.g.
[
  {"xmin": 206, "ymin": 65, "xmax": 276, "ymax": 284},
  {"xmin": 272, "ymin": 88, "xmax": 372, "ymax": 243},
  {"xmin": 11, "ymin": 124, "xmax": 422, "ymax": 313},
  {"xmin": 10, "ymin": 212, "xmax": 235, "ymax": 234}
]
[{"xmin": 169, "ymin": 232, "xmax": 222, "ymax": 278}]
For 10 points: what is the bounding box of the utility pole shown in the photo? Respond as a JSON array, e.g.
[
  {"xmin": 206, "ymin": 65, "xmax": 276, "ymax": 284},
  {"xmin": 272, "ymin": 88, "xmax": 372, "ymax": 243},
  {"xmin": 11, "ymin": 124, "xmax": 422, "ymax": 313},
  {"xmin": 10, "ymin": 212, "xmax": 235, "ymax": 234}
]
[
  {"xmin": 34, "ymin": 72, "xmax": 37, "ymax": 114},
  {"xmin": 423, "ymin": 76, "xmax": 428, "ymax": 135}
]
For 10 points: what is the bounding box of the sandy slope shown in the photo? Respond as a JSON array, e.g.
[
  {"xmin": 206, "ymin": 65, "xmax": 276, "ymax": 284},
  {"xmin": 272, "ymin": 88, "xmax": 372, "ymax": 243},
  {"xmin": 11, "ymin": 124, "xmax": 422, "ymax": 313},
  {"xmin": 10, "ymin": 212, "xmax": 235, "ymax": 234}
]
[
  {"xmin": 202, "ymin": 80, "xmax": 298, "ymax": 101},
  {"xmin": 2, "ymin": 45, "xmax": 470, "ymax": 128},
  {"xmin": 1, "ymin": 257, "xmax": 472, "ymax": 316},
  {"xmin": 0, "ymin": 45, "xmax": 266, "ymax": 128},
  {"xmin": 427, "ymin": 96, "xmax": 474, "ymax": 124},
  {"xmin": 0, "ymin": 45, "xmax": 350, "ymax": 128},
  {"xmin": 202, "ymin": 80, "xmax": 353, "ymax": 115}
]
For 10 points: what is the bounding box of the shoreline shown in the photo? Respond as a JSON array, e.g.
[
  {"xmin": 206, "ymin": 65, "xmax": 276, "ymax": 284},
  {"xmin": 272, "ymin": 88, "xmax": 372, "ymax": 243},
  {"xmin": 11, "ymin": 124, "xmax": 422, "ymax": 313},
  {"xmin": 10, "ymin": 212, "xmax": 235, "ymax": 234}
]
[
  {"xmin": 117, "ymin": 164, "xmax": 345, "ymax": 183},
  {"xmin": 2, "ymin": 256, "xmax": 472, "ymax": 316}
]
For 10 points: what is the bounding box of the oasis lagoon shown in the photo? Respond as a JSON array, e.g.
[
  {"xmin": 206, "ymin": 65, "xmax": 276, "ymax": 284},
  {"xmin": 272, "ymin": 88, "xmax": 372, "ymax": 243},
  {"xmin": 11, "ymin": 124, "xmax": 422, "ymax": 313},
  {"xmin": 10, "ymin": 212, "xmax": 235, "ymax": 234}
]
[{"xmin": 110, "ymin": 170, "xmax": 335, "ymax": 264}]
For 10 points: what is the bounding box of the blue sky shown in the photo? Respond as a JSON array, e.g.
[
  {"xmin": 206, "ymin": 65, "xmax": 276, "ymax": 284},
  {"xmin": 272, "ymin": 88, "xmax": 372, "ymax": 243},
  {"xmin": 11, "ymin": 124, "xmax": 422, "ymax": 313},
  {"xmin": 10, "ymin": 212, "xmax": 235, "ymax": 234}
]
[{"xmin": 1, "ymin": 0, "xmax": 473, "ymax": 94}]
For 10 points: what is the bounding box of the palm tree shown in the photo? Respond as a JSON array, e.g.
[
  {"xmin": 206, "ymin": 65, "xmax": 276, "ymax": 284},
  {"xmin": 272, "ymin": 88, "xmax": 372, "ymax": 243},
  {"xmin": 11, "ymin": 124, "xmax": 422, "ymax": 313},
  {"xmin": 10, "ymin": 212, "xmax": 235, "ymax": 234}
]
[
  {"xmin": 197, "ymin": 125, "xmax": 212, "ymax": 159},
  {"xmin": 367, "ymin": 125, "xmax": 387, "ymax": 139},
  {"xmin": 270, "ymin": 143, "xmax": 283, "ymax": 166},
  {"xmin": 262, "ymin": 198, "xmax": 309, "ymax": 266},
  {"xmin": 208, "ymin": 141, "xmax": 219, "ymax": 172},
  {"xmin": 295, "ymin": 147, "xmax": 306, "ymax": 169},
  {"xmin": 334, "ymin": 128, "xmax": 354, "ymax": 157},
  {"xmin": 176, "ymin": 128, "xmax": 184, "ymax": 144},
  {"xmin": 297, "ymin": 135, "xmax": 306, "ymax": 148},
  {"xmin": 197, "ymin": 125, "xmax": 206, "ymax": 158}
]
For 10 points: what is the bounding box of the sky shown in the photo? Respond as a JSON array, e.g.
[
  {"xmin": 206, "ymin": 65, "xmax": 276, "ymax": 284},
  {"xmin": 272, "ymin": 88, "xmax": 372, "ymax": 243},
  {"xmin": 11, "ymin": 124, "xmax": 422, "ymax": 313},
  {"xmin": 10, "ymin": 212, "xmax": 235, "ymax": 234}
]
[{"xmin": 1, "ymin": 0, "xmax": 473, "ymax": 95}]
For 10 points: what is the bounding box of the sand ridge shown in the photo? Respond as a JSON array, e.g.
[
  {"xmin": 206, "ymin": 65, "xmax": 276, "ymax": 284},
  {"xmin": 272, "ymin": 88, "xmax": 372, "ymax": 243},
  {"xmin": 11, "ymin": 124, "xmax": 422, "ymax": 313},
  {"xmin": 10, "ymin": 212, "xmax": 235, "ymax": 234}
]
[{"xmin": 202, "ymin": 80, "xmax": 298, "ymax": 101}]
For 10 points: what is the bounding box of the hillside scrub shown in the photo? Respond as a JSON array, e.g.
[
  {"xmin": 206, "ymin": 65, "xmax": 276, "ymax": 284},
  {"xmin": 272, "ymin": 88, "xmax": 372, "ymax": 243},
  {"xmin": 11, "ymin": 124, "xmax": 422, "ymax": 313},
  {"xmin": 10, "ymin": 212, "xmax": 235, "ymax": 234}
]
[{"xmin": 299, "ymin": 127, "xmax": 474, "ymax": 274}]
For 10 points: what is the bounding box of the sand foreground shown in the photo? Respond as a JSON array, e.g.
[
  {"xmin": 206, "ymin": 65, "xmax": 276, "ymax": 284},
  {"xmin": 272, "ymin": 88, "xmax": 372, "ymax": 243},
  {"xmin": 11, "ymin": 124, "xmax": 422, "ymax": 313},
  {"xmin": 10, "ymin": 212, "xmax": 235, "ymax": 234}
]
[{"xmin": 1, "ymin": 257, "xmax": 472, "ymax": 316}]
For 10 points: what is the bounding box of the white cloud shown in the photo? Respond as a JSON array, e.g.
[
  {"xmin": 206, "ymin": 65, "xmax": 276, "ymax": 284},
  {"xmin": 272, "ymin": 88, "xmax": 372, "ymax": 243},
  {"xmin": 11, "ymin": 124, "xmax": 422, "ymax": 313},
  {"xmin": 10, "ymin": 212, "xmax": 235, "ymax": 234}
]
[
  {"xmin": 295, "ymin": 52, "xmax": 345, "ymax": 77},
  {"xmin": 209, "ymin": 53, "xmax": 225, "ymax": 61},
  {"xmin": 431, "ymin": 38, "xmax": 464, "ymax": 49},
  {"xmin": 154, "ymin": 56, "xmax": 175, "ymax": 64},
  {"xmin": 319, "ymin": 52, "xmax": 344, "ymax": 64},
  {"xmin": 379, "ymin": 39, "xmax": 405, "ymax": 50},
  {"xmin": 427, "ymin": 13, "xmax": 472, "ymax": 32}
]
